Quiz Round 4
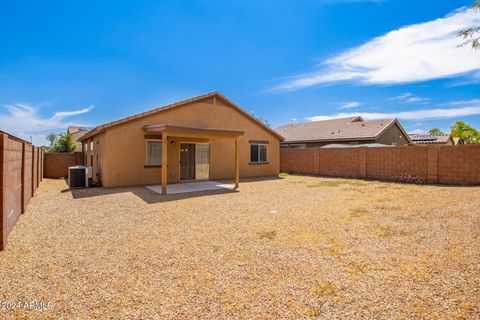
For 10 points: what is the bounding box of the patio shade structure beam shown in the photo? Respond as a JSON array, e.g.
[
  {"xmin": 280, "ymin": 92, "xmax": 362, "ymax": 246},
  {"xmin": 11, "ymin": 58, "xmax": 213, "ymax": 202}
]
[
  {"xmin": 144, "ymin": 124, "xmax": 244, "ymax": 138},
  {"xmin": 144, "ymin": 124, "xmax": 244, "ymax": 194}
]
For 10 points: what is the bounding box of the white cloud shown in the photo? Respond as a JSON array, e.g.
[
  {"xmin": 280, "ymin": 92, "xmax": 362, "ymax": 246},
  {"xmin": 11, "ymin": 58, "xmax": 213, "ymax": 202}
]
[
  {"xmin": 0, "ymin": 104, "xmax": 94, "ymax": 145},
  {"xmin": 273, "ymin": 7, "xmax": 480, "ymax": 91},
  {"xmin": 446, "ymin": 99, "xmax": 480, "ymax": 106},
  {"xmin": 306, "ymin": 103, "xmax": 480, "ymax": 122},
  {"xmin": 50, "ymin": 107, "xmax": 94, "ymax": 120},
  {"xmin": 390, "ymin": 93, "xmax": 430, "ymax": 103},
  {"xmin": 338, "ymin": 101, "xmax": 362, "ymax": 109},
  {"xmin": 291, "ymin": 118, "xmax": 298, "ymax": 122}
]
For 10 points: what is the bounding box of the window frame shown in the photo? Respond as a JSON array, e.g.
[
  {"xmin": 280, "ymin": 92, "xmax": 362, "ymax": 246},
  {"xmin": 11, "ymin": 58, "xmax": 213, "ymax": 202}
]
[
  {"xmin": 145, "ymin": 139, "xmax": 163, "ymax": 166},
  {"xmin": 250, "ymin": 143, "xmax": 268, "ymax": 164}
]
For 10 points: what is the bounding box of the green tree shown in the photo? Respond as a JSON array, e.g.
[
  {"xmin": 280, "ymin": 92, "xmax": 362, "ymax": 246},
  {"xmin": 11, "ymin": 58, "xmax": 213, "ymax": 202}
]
[
  {"xmin": 48, "ymin": 132, "xmax": 77, "ymax": 152},
  {"xmin": 450, "ymin": 121, "xmax": 480, "ymax": 144},
  {"xmin": 458, "ymin": 1, "xmax": 480, "ymax": 49},
  {"xmin": 46, "ymin": 133, "xmax": 58, "ymax": 146},
  {"xmin": 428, "ymin": 128, "xmax": 444, "ymax": 135}
]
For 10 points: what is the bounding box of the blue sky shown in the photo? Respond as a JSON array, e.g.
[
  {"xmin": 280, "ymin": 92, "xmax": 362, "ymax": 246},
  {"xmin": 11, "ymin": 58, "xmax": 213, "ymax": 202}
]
[{"xmin": 1, "ymin": 0, "xmax": 480, "ymax": 145}]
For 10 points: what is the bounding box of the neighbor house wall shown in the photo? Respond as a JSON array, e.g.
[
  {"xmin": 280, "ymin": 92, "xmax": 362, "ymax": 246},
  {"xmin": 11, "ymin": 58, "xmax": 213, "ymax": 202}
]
[
  {"xmin": 280, "ymin": 145, "xmax": 480, "ymax": 185},
  {"xmin": 376, "ymin": 123, "xmax": 409, "ymax": 146},
  {"xmin": 99, "ymin": 99, "xmax": 280, "ymax": 187}
]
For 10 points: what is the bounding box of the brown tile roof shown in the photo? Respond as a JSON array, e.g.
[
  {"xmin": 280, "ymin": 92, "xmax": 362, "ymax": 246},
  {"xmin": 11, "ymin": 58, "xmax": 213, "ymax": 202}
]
[
  {"xmin": 409, "ymin": 134, "xmax": 452, "ymax": 144},
  {"xmin": 275, "ymin": 117, "xmax": 405, "ymax": 143},
  {"xmin": 79, "ymin": 92, "xmax": 283, "ymax": 141}
]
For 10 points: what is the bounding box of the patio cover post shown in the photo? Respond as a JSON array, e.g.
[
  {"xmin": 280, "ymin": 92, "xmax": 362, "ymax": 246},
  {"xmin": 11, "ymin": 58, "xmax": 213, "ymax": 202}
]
[
  {"xmin": 234, "ymin": 137, "xmax": 239, "ymax": 189},
  {"xmin": 162, "ymin": 133, "xmax": 168, "ymax": 194}
]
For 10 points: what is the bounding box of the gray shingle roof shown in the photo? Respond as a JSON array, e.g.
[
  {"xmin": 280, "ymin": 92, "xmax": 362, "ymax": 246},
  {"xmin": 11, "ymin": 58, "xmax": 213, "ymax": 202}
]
[{"xmin": 275, "ymin": 117, "xmax": 397, "ymax": 142}]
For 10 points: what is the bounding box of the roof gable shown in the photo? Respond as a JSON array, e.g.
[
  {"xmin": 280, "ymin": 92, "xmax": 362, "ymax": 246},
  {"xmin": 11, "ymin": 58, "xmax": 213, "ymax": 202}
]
[{"xmin": 80, "ymin": 92, "xmax": 283, "ymax": 141}]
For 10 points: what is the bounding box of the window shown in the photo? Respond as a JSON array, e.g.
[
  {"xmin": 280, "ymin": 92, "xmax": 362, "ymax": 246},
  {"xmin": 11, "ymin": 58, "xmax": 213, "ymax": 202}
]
[
  {"xmin": 250, "ymin": 144, "xmax": 267, "ymax": 163},
  {"xmin": 146, "ymin": 140, "xmax": 163, "ymax": 165}
]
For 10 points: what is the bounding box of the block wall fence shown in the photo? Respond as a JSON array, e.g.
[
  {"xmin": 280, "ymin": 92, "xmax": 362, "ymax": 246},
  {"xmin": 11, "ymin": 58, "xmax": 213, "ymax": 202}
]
[
  {"xmin": 0, "ymin": 131, "xmax": 44, "ymax": 250},
  {"xmin": 44, "ymin": 152, "xmax": 84, "ymax": 179},
  {"xmin": 280, "ymin": 145, "xmax": 480, "ymax": 185}
]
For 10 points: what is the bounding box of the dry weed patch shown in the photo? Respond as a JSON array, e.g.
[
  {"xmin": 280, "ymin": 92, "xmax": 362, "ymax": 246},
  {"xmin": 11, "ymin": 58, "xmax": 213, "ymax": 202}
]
[
  {"xmin": 258, "ymin": 230, "xmax": 277, "ymax": 240},
  {"xmin": 350, "ymin": 207, "xmax": 369, "ymax": 218}
]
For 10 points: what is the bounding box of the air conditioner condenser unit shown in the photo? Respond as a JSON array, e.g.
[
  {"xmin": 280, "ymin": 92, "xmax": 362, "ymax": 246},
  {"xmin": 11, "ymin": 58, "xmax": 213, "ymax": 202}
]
[{"xmin": 68, "ymin": 166, "xmax": 92, "ymax": 188}]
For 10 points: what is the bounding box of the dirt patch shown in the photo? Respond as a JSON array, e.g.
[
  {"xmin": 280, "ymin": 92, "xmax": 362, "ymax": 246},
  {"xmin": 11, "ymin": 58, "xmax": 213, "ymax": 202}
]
[{"xmin": 0, "ymin": 176, "xmax": 479, "ymax": 319}]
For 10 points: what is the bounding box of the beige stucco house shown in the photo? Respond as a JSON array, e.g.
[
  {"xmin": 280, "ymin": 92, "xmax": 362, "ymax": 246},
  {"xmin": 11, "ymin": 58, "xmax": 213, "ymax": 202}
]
[{"xmin": 79, "ymin": 92, "xmax": 283, "ymax": 193}]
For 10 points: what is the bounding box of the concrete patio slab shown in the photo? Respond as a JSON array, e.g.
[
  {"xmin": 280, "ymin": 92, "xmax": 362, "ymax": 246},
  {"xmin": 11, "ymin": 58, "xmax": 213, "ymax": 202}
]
[{"xmin": 145, "ymin": 180, "xmax": 235, "ymax": 194}]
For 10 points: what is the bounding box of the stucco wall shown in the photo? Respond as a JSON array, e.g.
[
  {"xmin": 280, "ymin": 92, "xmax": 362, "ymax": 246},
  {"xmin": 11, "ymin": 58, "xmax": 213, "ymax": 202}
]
[
  {"xmin": 376, "ymin": 123, "xmax": 409, "ymax": 146},
  {"xmin": 96, "ymin": 99, "xmax": 280, "ymax": 187}
]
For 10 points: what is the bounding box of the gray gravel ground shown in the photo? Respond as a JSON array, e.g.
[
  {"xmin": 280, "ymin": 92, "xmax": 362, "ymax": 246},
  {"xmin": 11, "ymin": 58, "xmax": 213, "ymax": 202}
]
[{"xmin": 0, "ymin": 176, "xmax": 479, "ymax": 319}]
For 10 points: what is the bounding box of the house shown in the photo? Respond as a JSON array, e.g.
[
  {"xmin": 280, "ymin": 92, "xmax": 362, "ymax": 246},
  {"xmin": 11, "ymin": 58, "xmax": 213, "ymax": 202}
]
[
  {"xmin": 408, "ymin": 134, "xmax": 458, "ymax": 145},
  {"xmin": 67, "ymin": 126, "xmax": 92, "ymax": 152},
  {"xmin": 78, "ymin": 92, "xmax": 283, "ymax": 193},
  {"xmin": 275, "ymin": 117, "xmax": 410, "ymax": 148}
]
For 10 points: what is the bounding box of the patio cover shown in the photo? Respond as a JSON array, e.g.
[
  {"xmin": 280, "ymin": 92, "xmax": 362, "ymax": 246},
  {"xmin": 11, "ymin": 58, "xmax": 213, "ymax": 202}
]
[{"xmin": 143, "ymin": 124, "xmax": 244, "ymax": 194}]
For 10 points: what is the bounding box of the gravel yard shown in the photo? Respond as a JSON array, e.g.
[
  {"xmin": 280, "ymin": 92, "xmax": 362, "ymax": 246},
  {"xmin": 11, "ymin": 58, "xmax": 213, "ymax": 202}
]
[{"xmin": 1, "ymin": 176, "xmax": 479, "ymax": 319}]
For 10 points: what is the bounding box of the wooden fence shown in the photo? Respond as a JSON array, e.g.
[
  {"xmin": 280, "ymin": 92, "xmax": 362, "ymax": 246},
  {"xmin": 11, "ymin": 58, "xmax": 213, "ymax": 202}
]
[
  {"xmin": 0, "ymin": 131, "xmax": 44, "ymax": 250},
  {"xmin": 280, "ymin": 145, "xmax": 480, "ymax": 185}
]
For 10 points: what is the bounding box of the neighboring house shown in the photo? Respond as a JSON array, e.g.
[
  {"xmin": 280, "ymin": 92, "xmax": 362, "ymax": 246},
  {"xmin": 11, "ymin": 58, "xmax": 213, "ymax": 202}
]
[
  {"xmin": 67, "ymin": 126, "xmax": 92, "ymax": 152},
  {"xmin": 276, "ymin": 116, "xmax": 410, "ymax": 148},
  {"xmin": 408, "ymin": 134, "xmax": 456, "ymax": 145},
  {"xmin": 79, "ymin": 92, "xmax": 283, "ymax": 192}
]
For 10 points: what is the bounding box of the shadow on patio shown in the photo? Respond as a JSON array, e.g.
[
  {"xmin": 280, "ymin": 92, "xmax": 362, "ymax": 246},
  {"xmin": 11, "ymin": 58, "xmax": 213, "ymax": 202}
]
[
  {"xmin": 61, "ymin": 176, "xmax": 283, "ymax": 204},
  {"xmin": 63, "ymin": 185, "xmax": 236, "ymax": 204}
]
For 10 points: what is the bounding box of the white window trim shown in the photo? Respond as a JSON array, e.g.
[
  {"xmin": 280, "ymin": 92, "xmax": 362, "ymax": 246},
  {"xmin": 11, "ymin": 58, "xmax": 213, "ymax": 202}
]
[
  {"xmin": 250, "ymin": 143, "xmax": 268, "ymax": 163},
  {"xmin": 146, "ymin": 139, "xmax": 163, "ymax": 166}
]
